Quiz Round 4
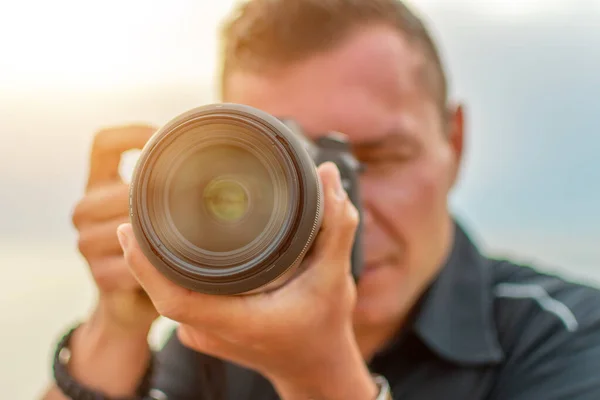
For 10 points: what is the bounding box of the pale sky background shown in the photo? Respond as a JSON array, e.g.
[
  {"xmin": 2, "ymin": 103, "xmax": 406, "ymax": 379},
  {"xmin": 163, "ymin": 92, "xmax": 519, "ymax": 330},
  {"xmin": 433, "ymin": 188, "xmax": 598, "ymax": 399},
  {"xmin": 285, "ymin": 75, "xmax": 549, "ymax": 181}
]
[{"xmin": 0, "ymin": 0, "xmax": 599, "ymax": 398}]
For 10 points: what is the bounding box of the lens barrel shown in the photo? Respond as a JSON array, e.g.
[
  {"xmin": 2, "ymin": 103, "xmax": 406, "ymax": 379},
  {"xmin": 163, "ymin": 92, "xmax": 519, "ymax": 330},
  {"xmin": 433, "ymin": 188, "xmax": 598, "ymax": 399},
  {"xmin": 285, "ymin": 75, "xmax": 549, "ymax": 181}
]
[{"xmin": 130, "ymin": 103, "xmax": 323, "ymax": 295}]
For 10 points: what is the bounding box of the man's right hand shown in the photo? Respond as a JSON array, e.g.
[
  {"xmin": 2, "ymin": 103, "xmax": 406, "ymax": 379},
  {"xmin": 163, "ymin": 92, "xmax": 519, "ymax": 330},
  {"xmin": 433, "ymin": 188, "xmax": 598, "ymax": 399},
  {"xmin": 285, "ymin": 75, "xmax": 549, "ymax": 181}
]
[
  {"xmin": 72, "ymin": 125, "xmax": 159, "ymax": 333},
  {"xmin": 43, "ymin": 125, "xmax": 158, "ymax": 400}
]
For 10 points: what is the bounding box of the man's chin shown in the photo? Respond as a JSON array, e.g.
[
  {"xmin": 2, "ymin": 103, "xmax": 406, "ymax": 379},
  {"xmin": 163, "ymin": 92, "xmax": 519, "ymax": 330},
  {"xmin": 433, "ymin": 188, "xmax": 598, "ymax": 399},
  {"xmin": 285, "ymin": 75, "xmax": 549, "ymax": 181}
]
[
  {"xmin": 352, "ymin": 266, "xmax": 410, "ymax": 329},
  {"xmin": 352, "ymin": 294, "xmax": 398, "ymax": 328}
]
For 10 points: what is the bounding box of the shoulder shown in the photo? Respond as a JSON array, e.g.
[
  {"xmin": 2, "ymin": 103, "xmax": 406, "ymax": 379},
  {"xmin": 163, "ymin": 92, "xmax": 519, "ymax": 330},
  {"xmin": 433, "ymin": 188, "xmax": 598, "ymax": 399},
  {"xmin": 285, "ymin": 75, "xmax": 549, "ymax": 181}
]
[
  {"xmin": 488, "ymin": 259, "xmax": 600, "ymax": 399},
  {"xmin": 491, "ymin": 259, "xmax": 600, "ymax": 337}
]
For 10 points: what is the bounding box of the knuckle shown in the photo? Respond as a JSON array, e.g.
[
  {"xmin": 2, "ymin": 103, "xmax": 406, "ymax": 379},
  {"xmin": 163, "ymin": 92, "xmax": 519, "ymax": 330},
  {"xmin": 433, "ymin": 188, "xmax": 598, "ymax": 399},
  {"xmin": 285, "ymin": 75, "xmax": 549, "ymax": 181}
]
[
  {"xmin": 76, "ymin": 230, "xmax": 96, "ymax": 257},
  {"xmin": 91, "ymin": 267, "xmax": 113, "ymax": 291},
  {"xmin": 345, "ymin": 202, "xmax": 360, "ymax": 228},
  {"xmin": 155, "ymin": 298, "xmax": 184, "ymax": 321},
  {"xmin": 71, "ymin": 207, "xmax": 82, "ymax": 228},
  {"xmin": 71, "ymin": 199, "xmax": 88, "ymax": 228},
  {"xmin": 92, "ymin": 128, "xmax": 116, "ymax": 151},
  {"xmin": 176, "ymin": 326, "xmax": 194, "ymax": 347},
  {"xmin": 88, "ymin": 258, "xmax": 117, "ymax": 290}
]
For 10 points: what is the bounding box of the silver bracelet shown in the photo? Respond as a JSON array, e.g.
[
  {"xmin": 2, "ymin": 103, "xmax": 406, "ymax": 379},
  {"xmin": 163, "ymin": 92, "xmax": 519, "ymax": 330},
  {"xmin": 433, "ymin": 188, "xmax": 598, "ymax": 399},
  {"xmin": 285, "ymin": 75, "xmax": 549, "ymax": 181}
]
[{"xmin": 372, "ymin": 374, "xmax": 392, "ymax": 400}]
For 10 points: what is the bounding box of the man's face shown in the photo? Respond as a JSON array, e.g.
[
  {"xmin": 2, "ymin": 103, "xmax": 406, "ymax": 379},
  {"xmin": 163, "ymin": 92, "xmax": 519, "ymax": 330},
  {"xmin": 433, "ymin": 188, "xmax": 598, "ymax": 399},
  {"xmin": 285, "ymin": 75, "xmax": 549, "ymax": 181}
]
[{"xmin": 224, "ymin": 25, "xmax": 464, "ymax": 329}]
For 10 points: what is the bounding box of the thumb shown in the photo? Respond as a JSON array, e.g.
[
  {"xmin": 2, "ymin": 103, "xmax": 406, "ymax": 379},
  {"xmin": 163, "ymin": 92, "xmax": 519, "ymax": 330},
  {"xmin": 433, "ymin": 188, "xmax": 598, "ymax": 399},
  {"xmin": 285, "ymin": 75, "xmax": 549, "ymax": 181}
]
[
  {"xmin": 116, "ymin": 223, "xmax": 190, "ymax": 321},
  {"xmin": 115, "ymin": 223, "xmax": 254, "ymax": 331},
  {"xmin": 307, "ymin": 162, "xmax": 359, "ymax": 283}
]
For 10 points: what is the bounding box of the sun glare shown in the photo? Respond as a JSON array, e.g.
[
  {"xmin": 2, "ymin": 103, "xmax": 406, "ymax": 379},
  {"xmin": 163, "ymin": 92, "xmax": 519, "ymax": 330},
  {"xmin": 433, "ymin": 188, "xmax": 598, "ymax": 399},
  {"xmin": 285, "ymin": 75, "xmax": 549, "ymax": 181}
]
[
  {"xmin": 1, "ymin": 0, "xmax": 594, "ymax": 92},
  {"xmin": 0, "ymin": 0, "xmax": 238, "ymax": 91},
  {"xmin": 413, "ymin": 0, "xmax": 578, "ymax": 18},
  {"xmin": 473, "ymin": 0, "xmax": 567, "ymax": 17}
]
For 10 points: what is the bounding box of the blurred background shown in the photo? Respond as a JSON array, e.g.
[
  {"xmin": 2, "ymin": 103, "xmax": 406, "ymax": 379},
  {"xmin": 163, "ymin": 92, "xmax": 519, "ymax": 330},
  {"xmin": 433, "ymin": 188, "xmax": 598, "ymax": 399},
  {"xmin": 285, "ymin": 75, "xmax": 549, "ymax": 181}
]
[{"xmin": 1, "ymin": 0, "xmax": 599, "ymax": 398}]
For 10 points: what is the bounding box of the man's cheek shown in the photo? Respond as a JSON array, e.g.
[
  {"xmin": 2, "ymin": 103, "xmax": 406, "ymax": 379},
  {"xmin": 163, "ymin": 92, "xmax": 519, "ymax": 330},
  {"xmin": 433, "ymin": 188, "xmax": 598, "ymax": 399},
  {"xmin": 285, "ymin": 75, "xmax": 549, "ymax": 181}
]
[
  {"xmin": 392, "ymin": 166, "xmax": 440, "ymax": 208},
  {"xmin": 360, "ymin": 164, "xmax": 443, "ymax": 225},
  {"xmin": 409, "ymin": 161, "xmax": 449, "ymax": 213},
  {"xmin": 364, "ymin": 183, "xmax": 423, "ymax": 242}
]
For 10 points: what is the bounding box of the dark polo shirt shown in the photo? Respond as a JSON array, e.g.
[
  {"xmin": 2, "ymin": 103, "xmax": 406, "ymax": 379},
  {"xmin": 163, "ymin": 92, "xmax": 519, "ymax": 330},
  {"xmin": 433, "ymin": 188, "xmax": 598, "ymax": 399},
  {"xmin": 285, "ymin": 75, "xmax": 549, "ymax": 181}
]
[{"xmin": 149, "ymin": 223, "xmax": 600, "ymax": 399}]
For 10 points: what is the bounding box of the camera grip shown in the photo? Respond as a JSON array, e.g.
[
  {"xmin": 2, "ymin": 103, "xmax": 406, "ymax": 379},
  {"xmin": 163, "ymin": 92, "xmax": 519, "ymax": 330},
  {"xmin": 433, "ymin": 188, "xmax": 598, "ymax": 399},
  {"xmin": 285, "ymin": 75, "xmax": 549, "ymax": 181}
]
[{"xmin": 337, "ymin": 160, "xmax": 364, "ymax": 282}]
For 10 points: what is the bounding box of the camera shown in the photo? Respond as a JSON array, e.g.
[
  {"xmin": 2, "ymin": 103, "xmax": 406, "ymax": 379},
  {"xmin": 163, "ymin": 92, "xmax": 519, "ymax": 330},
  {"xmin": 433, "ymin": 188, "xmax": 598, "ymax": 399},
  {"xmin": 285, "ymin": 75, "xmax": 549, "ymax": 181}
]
[{"xmin": 129, "ymin": 103, "xmax": 363, "ymax": 295}]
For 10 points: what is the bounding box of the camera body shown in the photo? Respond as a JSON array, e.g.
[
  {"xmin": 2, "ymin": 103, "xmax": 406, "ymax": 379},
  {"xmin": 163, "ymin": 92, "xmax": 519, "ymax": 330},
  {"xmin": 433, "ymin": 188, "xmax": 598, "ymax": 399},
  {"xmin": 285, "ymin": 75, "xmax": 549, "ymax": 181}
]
[{"xmin": 281, "ymin": 120, "xmax": 364, "ymax": 282}]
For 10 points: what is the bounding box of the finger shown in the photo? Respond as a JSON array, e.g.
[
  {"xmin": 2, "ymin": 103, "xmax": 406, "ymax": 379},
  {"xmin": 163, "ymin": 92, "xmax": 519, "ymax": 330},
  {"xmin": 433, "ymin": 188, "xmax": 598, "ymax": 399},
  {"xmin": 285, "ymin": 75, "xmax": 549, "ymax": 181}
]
[
  {"xmin": 307, "ymin": 163, "xmax": 359, "ymax": 279},
  {"xmin": 86, "ymin": 125, "xmax": 156, "ymax": 191},
  {"xmin": 116, "ymin": 223, "xmax": 189, "ymax": 318},
  {"xmin": 89, "ymin": 256, "xmax": 141, "ymax": 292},
  {"xmin": 77, "ymin": 215, "xmax": 130, "ymax": 258},
  {"xmin": 116, "ymin": 223, "xmax": 251, "ymax": 330},
  {"xmin": 72, "ymin": 184, "xmax": 129, "ymax": 227}
]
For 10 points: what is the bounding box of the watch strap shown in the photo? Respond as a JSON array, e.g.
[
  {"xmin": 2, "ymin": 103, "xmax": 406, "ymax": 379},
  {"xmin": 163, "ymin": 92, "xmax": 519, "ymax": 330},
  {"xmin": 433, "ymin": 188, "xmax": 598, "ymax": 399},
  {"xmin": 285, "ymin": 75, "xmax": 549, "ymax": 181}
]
[{"xmin": 52, "ymin": 323, "xmax": 154, "ymax": 400}]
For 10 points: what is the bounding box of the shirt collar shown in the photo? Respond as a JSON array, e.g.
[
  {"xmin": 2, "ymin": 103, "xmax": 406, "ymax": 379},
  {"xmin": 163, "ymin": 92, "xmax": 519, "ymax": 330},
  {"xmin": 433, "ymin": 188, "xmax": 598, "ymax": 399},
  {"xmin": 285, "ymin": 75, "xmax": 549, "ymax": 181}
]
[{"xmin": 412, "ymin": 221, "xmax": 505, "ymax": 365}]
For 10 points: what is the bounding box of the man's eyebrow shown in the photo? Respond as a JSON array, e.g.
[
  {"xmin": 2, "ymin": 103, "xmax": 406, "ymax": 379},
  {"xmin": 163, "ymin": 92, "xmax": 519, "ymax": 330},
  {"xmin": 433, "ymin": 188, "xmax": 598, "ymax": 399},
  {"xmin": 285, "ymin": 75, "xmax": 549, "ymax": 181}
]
[{"xmin": 354, "ymin": 128, "xmax": 415, "ymax": 149}]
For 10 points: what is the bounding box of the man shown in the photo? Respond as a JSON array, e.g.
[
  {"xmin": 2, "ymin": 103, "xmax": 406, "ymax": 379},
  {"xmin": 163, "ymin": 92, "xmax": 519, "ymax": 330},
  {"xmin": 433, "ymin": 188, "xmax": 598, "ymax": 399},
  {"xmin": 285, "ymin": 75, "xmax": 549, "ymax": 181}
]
[{"xmin": 44, "ymin": 0, "xmax": 600, "ymax": 399}]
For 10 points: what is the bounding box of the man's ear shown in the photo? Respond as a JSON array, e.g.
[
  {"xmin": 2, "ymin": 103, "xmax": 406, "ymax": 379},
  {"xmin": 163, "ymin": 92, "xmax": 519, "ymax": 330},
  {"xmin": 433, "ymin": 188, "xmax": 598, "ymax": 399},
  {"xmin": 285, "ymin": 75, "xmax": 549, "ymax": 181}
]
[{"xmin": 446, "ymin": 103, "xmax": 465, "ymax": 188}]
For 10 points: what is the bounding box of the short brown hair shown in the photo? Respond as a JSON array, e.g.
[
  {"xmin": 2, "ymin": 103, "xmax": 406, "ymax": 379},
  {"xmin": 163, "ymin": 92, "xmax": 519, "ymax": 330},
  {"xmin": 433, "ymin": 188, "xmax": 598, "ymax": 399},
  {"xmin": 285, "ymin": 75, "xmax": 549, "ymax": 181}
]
[{"xmin": 218, "ymin": 0, "xmax": 448, "ymax": 112}]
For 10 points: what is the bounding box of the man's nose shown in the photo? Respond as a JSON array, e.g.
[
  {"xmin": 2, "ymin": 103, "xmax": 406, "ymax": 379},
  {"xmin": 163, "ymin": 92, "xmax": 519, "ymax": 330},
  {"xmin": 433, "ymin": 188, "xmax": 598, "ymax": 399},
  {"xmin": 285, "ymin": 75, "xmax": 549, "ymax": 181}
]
[{"xmin": 358, "ymin": 203, "xmax": 374, "ymax": 230}]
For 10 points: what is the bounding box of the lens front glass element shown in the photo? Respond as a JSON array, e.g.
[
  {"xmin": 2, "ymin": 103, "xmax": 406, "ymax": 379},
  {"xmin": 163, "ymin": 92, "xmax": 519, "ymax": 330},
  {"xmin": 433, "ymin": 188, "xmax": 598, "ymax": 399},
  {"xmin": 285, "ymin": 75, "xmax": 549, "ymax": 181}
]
[
  {"xmin": 203, "ymin": 177, "xmax": 249, "ymax": 223},
  {"xmin": 144, "ymin": 119, "xmax": 299, "ymax": 276}
]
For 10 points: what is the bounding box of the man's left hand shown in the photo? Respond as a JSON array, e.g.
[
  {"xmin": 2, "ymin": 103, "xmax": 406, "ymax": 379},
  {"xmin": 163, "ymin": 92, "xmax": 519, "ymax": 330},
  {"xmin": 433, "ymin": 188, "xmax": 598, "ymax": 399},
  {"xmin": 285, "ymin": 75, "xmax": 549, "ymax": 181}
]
[{"xmin": 117, "ymin": 162, "xmax": 378, "ymax": 400}]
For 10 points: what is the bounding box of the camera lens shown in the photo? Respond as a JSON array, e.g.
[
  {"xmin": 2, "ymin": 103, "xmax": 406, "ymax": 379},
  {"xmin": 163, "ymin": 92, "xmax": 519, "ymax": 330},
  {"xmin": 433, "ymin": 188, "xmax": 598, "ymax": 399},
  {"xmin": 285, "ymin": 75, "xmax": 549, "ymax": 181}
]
[
  {"xmin": 130, "ymin": 104, "xmax": 323, "ymax": 295},
  {"xmin": 203, "ymin": 178, "xmax": 249, "ymax": 223}
]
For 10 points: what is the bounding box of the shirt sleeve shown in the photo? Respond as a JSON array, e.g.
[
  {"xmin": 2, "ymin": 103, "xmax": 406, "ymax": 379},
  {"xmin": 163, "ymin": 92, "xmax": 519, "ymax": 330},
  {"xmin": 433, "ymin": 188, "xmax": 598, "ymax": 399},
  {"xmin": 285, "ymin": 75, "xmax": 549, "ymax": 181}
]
[{"xmin": 491, "ymin": 285, "xmax": 600, "ymax": 400}]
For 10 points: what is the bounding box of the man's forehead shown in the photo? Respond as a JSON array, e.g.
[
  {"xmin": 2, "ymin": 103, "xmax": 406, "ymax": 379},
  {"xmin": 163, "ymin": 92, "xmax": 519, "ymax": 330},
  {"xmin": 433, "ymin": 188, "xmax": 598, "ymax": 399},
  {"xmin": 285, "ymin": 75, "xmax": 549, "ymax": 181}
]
[
  {"xmin": 228, "ymin": 78, "xmax": 394, "ymax": 143},
  {"xmin": 224, "ymin": 25, "xmax": 425, "ymax": 143}
]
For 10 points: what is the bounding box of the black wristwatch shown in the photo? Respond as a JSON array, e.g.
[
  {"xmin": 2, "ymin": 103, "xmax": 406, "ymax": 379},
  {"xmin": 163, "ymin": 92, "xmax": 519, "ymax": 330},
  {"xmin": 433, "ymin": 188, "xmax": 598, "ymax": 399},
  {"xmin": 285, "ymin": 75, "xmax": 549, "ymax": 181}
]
[{"xmin": 52, "ymin": 323, "xmax": 155, "ymax": 400}]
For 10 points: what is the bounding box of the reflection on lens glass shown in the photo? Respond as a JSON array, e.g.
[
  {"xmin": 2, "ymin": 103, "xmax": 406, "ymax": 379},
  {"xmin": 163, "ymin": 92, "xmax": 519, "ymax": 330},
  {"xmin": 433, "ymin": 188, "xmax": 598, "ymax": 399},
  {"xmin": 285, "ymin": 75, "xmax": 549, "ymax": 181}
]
[
  {"xmin": 203, "ymin": 178, "xmax": 249, "ymax": 223},
  {"xmin": 145, "ymin": 119, "xmax": 297, "ymax": 272},
  {"xmin": 167, "ymin": 144, "xmax": 276, "ymax": 254}
]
